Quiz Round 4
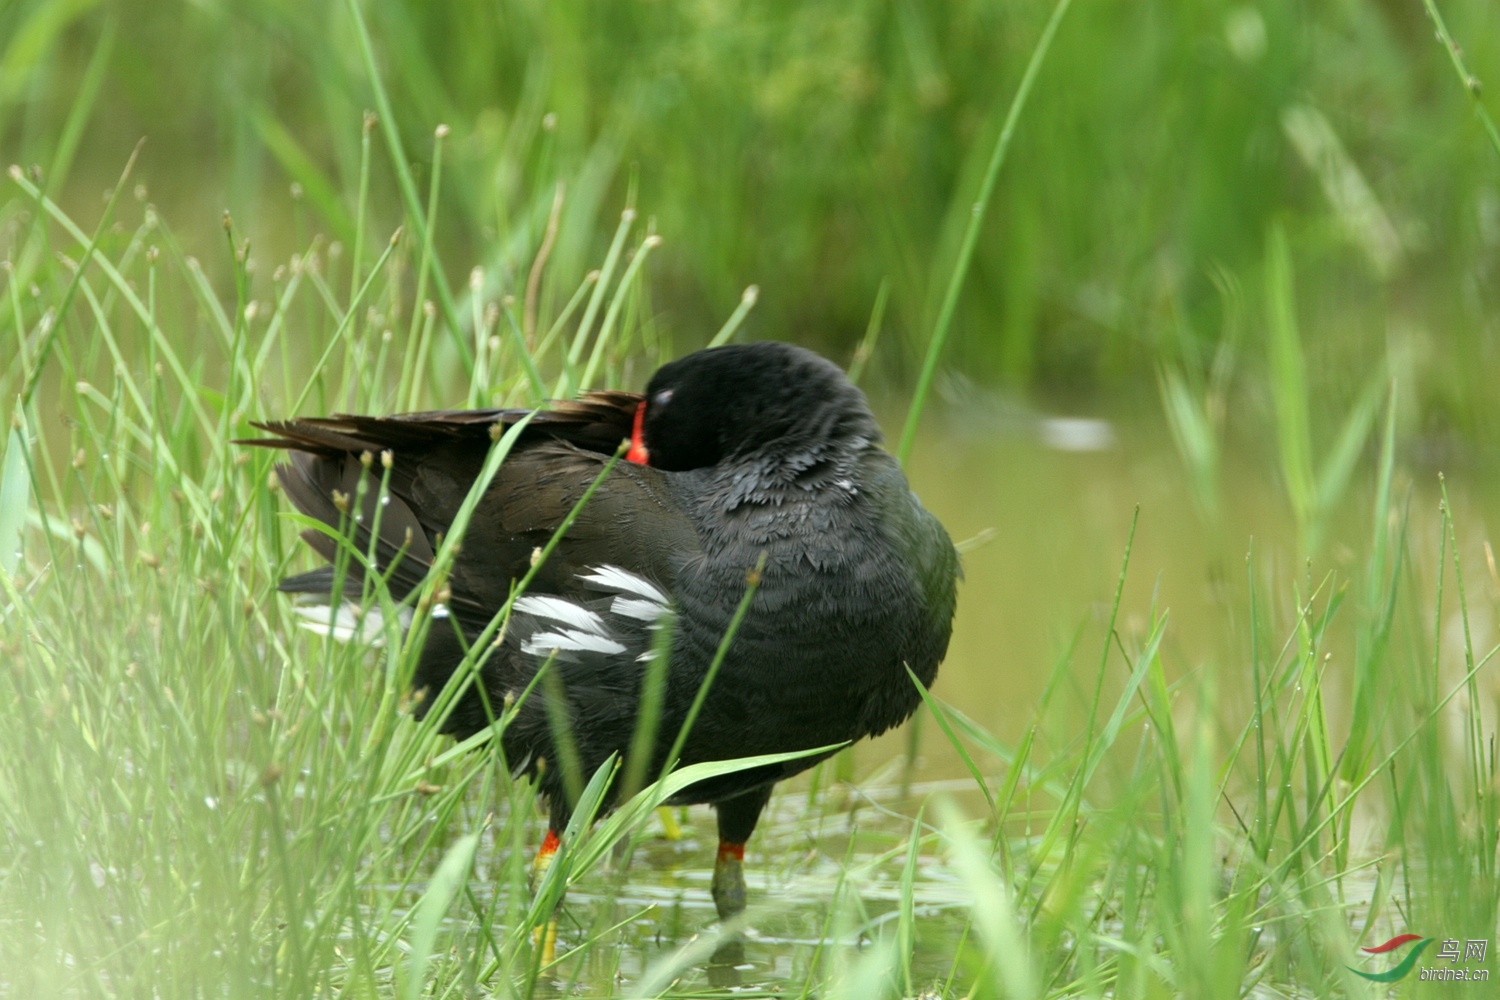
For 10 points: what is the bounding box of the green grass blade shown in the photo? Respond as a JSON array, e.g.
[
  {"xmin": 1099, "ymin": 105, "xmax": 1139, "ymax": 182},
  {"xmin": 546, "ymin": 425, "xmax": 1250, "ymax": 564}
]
[
  {"xmin": 0, "ymin": 419, "xmax": 31, "ymax": 578},
  {"xmin": 1421, "ymin": 0, "xmax": 1500, "ymax": 162},
  {"xmin": 344, "ymin": 0, "xmax": 470, "ymax": 371},
  {"xmin": 1264, "ymin": 225, "xmax": 1314, "ymax": 549},
  {"xmin": 402, "ymin": 832, "xmax": 480, "ymax": 1000},
  {"xmin": 706, "ymin": 284, "xmax": 760, "ymax": 349},
  {"xmin": 896, "ymin": 0, "xmax": 1074, "ymax": 462}
]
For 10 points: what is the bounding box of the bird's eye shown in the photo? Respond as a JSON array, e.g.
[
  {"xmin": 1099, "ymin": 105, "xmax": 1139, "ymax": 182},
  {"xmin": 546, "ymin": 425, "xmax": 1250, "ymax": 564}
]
[{"xmin": 653, "ymin": 388, "xmax": 674, "ymax": 407}]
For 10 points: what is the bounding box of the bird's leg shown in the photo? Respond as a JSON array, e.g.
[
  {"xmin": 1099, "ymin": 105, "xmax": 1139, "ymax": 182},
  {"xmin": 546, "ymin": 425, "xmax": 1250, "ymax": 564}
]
[
  {"xmin": 710, "ymin": 785, "xmax": 773, "ymax": 923},
  {"xmin": 711, "ymin": 840, "xmax": 747, "ymax": 919},
  {"xmin": 530, "ymin": 828, "xmax": 562, "ymax": 964},
  {"xmin": 531, "ymin": 828, "xmax": 561, "ymax": 881}
]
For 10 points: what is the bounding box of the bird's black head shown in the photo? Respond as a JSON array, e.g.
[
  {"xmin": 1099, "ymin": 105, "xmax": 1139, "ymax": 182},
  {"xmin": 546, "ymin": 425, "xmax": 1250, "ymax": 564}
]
[{"xmin": 628, "ymin": 342, "xmax": 880, "ymax": 472}]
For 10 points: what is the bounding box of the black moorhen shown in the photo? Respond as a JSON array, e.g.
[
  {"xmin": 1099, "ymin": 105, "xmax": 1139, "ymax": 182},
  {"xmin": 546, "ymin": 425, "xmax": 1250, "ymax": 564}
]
[{"xmin": 250, "ymin": 341, "xmax": 958, "ymax": 923}]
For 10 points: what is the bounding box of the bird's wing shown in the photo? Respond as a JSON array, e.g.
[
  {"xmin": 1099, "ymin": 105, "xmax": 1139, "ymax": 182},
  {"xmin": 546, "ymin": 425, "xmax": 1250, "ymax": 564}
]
[{"xmin": 244, "ymin": 394, "xmax": 695, "ymax": 634}]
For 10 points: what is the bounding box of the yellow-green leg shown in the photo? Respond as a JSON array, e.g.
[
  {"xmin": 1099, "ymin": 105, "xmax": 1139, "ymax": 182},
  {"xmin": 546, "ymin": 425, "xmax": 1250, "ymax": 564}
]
[{"xmin": 530, "ymin": 828, "xmax": 561, "ymax": 965}]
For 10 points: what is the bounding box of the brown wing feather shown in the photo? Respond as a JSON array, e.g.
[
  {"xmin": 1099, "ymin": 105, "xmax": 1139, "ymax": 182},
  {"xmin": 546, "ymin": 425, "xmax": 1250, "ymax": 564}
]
[{"xmin": 440, "ymin": 441, "xmax": 699, "ymax": 619}]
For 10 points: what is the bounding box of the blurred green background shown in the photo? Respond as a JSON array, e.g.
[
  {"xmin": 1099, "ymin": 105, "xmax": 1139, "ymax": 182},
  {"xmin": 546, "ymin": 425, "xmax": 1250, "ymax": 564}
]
[{"xmin": 5, "ymin": 0, "xmax": 1499, "ymax": 437}]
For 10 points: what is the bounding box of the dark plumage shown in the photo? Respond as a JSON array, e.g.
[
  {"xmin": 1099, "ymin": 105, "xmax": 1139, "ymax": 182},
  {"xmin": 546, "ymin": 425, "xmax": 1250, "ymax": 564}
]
[{"xmin": 248, "ymin": 341, "xmax": 958, "ymax": 920}]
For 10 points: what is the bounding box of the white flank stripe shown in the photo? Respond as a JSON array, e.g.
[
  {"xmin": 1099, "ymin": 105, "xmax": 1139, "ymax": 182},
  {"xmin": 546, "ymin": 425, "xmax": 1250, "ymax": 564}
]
[
  {"xmin": 579, "ymin": 564, "xmax": 669, "ymax": 605},
  {"xmin": 611, "ymin": 596, "xmax": 670, "ymax": 622},
  {"xmin": 513, "ymin": 595, "xmax": 607, "ymax": 635},
  {"xmin": 293, "ymin": 602, "xmax": 412, "ymax": 646},
  {"xmin": 522, "ymin": 628, "xmax": 627, "ymax": 657}
]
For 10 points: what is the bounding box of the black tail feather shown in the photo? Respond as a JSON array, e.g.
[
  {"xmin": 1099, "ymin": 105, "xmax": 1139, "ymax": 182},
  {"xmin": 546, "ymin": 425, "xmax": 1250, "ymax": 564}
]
[
  {"xmin": 278, "ymin": 566, "xmax": 335, "ymax": 594},
  {"xmin": 274, "ymin": 451, "xmax": 437, "ymax": 603}
]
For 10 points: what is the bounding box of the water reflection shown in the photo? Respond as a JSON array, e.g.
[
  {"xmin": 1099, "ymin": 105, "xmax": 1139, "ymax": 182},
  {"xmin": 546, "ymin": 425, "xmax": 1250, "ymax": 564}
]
[{"xmin": 705, "ymin": 938, "xmax": 746, "ymax": 986}]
